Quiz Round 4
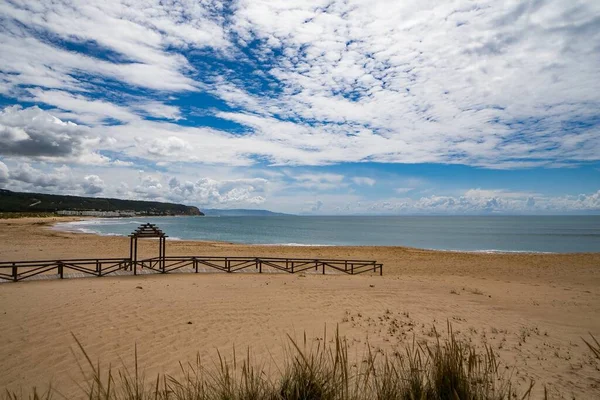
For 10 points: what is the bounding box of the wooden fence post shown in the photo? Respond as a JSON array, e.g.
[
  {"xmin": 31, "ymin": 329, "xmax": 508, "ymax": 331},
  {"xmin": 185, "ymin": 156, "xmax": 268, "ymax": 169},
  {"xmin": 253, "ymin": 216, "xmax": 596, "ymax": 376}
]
[
  {"xmin": 194, "ymin": 258, "xmax": 198, "ymax": 273},
  {"xmin": 351, "ymin": 263, "xmax": 354, "ymax": 274},
  {"xmin": 58, "ymin": 262, "xmax": 63, "ymax": 279},
  {"xmin": 12, "ymin": 263, "xmax": 17, "ymax": 282}
]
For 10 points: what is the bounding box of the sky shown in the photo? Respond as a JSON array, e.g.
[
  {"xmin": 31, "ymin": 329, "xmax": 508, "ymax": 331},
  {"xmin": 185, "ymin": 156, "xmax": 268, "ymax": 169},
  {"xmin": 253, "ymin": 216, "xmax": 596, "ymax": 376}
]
[{"xmin": 0, "ymin": 0, "xmax": 599, "ymax": 215}]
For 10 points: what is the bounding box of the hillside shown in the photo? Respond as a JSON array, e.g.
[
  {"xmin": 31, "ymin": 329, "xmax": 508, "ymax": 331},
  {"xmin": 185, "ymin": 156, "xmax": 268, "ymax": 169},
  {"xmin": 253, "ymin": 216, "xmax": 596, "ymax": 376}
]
[{"xmin": 0, "ymin": 189, "xmax": 203, "ymax": 216}]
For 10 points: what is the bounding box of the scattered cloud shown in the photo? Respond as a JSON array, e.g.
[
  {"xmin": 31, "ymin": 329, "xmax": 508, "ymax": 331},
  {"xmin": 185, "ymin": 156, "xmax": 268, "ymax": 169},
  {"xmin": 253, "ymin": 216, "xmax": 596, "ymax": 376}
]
[
  {"xmin": 26, "ymin": 89, "xmax": 140, "ymax": 125},
  {"xmin": 303, "ymin": 200, "xmax": 323, "ymax": 213},
  {"xmin": 352, "ymin": 177, "xmax": 376, "ymax": 186},
  {"xmin": 395, "ymin": 188, "xmax": 414, "ymax": 195},
  {"xmin": 132, "ymin": 102, "xmax": 182, "ymax": 121},
  {"xmin": 0, "ymin": 106, "xmax": 111, "ymax": 165},
  {"xmin": 291, "ymin": 173, "xmax": 346, "ymax": 190},
  {"xmin": 1, "ymin": 106, "xmax": 87, "ymax": 157},
  {"xmin": 0, "ymin": 0, "xmax": 230, "ymax": 94},
  {"xmin": 0, "ymin": 160, "xmax": 8, "ymax": 183},
  {"xmin": 310, "ymin": 189, "xmax": 600, "ymax": 215},
  {"xmin": 145, "ymin": 136, "xmax": 191, "ymax": 158},
  {"xmin": 166, "ymin": 176, "xmax": 268, "ymax": 205},
  {"xmin": 1, "ymin": 0, "xmax": 598, "ymax": 170},
  {"xmin": 6, "ymin": 163, "xmax": 76, "ymax": 192},
  {"xmin": 1, "ymin": 160, "xmax": 597, "ymax": 214},
  {"xmin": 224, "ymin": 0, "xmax": 600, "ymax": 167},
  {"xmin": 111, "ymin": 160, "xmax": 134, "ymax": 167},
  {"xmin": 0, "ymin": 0, "xmax": 598, "ymax": 213},
  {"xmin": 82, "ymin": 175, "xmax": 105, "ymax": 195}
]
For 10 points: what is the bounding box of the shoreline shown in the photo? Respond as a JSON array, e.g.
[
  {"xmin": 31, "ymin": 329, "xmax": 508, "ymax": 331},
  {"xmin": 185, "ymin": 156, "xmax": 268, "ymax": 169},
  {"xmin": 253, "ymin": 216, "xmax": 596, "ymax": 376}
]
[
  {"xmin": 47, "ymin": 216, "xmax": 599, "ymax": 256},
  {"xmin": 1, "ymin": 216, "xmax": 599, "ymax": 283}
]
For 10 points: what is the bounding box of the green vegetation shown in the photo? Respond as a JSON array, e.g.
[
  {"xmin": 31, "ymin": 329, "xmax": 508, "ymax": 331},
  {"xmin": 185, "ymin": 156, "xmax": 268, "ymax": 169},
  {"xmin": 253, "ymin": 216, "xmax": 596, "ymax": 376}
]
[
  {"xmin": 0, "ymin": 189, "xmax": 203, "ymax": 216},
  {"xmin": 4, "ymin": 324, "xmax": 536, "ymax": 400}
]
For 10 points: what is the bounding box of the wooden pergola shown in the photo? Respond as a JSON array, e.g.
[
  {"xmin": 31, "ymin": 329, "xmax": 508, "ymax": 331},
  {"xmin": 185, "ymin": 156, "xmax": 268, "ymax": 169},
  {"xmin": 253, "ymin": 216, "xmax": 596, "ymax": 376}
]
[{"xmin": 129, "ymin": 223, "xmax": 167, "ymax": 274}]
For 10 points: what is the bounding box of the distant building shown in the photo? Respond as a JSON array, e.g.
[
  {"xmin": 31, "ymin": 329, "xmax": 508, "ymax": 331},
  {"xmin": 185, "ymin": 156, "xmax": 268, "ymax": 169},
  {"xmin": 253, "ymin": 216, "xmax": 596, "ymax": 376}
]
[{"xmin": 56, "ymin": 210, "xmax": 136, "ymax": 217}]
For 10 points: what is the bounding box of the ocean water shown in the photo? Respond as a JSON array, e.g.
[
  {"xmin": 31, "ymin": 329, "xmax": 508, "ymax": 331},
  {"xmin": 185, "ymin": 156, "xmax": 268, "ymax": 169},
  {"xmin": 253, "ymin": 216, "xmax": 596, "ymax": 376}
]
[{"xmin": 54, "ymin": 215, "xmax": 600, "ymax": 253}]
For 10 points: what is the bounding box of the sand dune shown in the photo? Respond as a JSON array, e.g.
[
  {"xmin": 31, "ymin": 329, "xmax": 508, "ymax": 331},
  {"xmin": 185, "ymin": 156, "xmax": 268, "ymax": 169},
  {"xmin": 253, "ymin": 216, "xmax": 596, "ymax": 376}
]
[{"xmin": 0, "ymin": 218, "xmax": 599, "ymax": 398}]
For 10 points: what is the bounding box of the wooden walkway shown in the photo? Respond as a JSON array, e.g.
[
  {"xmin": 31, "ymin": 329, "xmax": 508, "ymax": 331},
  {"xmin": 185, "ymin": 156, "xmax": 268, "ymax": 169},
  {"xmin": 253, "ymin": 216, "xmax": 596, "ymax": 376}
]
[{"xmin": 0, "ymin": 256, "xmax": 383, "ymax": 283}]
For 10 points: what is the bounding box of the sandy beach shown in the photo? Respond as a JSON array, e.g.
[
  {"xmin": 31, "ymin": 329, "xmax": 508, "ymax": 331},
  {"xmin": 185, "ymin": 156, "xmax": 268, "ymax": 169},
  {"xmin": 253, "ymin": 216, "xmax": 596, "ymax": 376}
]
[{"xmin": 1, "ymin": 217, "xmax": 599, "ymax": 398}]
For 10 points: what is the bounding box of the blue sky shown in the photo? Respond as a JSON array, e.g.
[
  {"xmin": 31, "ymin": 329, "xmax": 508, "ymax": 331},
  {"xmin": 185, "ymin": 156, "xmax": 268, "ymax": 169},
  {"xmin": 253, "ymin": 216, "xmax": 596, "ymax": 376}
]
[{"xmin": 0, "ymin": 0, "xmax": 599, "ymax": 214}]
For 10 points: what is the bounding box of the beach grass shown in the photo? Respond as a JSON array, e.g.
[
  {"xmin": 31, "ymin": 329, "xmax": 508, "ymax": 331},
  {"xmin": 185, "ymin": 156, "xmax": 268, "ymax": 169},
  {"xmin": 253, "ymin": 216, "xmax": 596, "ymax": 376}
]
[
  {"xmin": 4, "ymin": 323, "xmax": 536, "ymax": 400},
  {"xmin": 582, "ymin": 333, "xmax": 600, "ymax": 360}
]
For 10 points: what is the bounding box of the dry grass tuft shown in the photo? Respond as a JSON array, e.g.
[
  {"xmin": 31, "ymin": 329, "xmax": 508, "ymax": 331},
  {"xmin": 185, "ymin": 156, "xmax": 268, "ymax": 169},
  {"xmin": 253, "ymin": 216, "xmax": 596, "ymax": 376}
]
[
  {"xmin": 582, "ymin": 333, "xmax": 600, "ymax": 360},
  {"xmin": 5, "ymin": 323, "xmax": 535, "ymax": 400}
]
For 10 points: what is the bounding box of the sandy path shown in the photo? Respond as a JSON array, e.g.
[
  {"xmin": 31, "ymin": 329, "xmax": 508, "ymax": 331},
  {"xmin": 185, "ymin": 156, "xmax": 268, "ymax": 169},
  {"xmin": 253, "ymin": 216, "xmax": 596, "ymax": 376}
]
[{"xmin": 0, "ymin": 218, "xmax": 599, "ymax": 398}]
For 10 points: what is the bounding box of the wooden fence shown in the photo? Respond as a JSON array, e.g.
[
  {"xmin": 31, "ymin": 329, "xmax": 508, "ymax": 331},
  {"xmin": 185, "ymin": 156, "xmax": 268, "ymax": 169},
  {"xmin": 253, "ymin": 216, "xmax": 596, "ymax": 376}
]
[
  {"xmin": 138, "ymin": 256, "xmax": 383, "ymax": 275},
  {"xmin": 0, "ymin": 256, "xmax": 382, "ymax": 282},
  {"xmin": 0, "ymin": 258, "xmax": 131, "ymax": 282}
]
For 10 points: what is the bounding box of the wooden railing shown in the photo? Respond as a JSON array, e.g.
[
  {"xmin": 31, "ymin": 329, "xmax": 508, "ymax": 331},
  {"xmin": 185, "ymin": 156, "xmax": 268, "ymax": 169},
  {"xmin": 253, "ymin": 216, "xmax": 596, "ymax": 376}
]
[
  {"xmin": 138, "ymin": 256, "xmax": 383, "ymax": 276},
  {"xmin": 0, "ymin": 258, "xmax": 131, "ymax": 282},
  {"xmin": 0, "ymin": 256, "xmax": 382, "ymax": 282}
]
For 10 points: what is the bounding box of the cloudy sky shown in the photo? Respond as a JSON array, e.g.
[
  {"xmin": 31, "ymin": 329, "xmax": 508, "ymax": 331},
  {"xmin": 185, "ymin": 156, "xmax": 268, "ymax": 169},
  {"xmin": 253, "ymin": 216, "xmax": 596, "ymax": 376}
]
[{"xmin": 0, "ymin": 0, "xmax": 599, "ymax": 214}]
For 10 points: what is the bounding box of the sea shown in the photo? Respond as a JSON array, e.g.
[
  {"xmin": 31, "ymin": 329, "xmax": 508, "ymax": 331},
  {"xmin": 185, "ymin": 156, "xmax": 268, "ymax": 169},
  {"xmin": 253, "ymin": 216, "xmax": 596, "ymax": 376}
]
[{"xmin": 53, "ymin": 215, "xmax": 600, "ymax": 254}]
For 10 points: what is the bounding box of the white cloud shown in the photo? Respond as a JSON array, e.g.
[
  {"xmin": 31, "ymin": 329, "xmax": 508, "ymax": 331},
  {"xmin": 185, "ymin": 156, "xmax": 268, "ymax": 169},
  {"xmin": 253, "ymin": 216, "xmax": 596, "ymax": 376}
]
[
  {"xmin": 82, "ymin": 175, "xmax": 105, "ymax": 195},
  {"xmin": 2, "ymin": 161, "xmax": 267, "ymax": 205},
  {"xmin": 111, "ymin": 160, "xmax": 134, "ymax": 167},
  {"xmin": 120, "ymin": 125, "xmax": 254, "ymax": 166},
  {"xmin": 2, "ymin": 1, "xmax": 599, "ymax": 170},
  {"xmin": 352, "ymin": 177, "xmax": 376, "ymax": 186},
  {"xmin": 0, "ymin": 160, "xmax": 8, "ymax": 183},
  {"xmin": 146, "ymin": 136, "xmax": 191, "ymax": 157},
  {"xmin": 329, "ymin": 188, "xmax": 600, "ymax": 215},
  {"xmin": 0, "ymin": 105, "xmax": 110, "ymax": 164},
  {"xmin": 27, "ymin": 89, "xmax": 140, "ymax": 124},
  {"xmin": 177, "ymin": 177, "xmax": 268, "ymax": 205},
  {"xmin": 132, "ymin": 102, "xmax": 182, "ymax": 120},
  {"xmin": 395, "ymin": 187, "xmax": 414, "ymax": 194},
  {"xmin": 7, "ymin": 163, "xmax": 76, "ymax": 191},
  {"xmin": 291, "ymin": 173, "xmax": 346, "ymax": 190},
  {"xmin": 222, "ymin": 0, "xmax": 600, "ymax": 167},
  {"xmin": 131, "ymin": 174, "xmax": 269, "ymax": 206},
  {"xmin": 303, "ymin": 200, "xmax": 323, "ymax": 213},
  {"xmin": 134, "ymin": 175, "xmax": 164, "ymax": 199},
  {"xmin": 0, "ymin": 0, "xmax": 230, "ymax": 94}
]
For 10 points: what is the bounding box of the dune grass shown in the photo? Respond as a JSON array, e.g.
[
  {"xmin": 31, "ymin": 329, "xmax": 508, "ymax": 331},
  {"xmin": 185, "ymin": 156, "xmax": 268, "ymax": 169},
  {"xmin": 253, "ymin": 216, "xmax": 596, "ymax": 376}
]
[
  {"xmin": 582, "ymin": 333, "xmax": 600, "ymax": 360},
  {"xmin": 5, "ymin": 323, "xmax": 535, "ymax": 400}
]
